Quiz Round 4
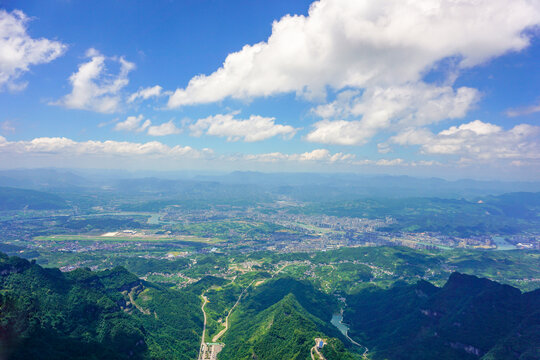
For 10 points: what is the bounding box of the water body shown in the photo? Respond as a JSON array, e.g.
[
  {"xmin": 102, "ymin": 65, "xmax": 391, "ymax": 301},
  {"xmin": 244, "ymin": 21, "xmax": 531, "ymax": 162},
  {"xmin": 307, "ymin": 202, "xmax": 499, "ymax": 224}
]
[
  {"xmin": 492, "ymin": 236, "xmax": 517, "ymax": 250},
  {"xmin": 331, "ymin": 313, "xmax": 368, "ymax": 356},
  {"xmin": 331, "ymin": 313, "xmax": 350, "ymax": 337}
]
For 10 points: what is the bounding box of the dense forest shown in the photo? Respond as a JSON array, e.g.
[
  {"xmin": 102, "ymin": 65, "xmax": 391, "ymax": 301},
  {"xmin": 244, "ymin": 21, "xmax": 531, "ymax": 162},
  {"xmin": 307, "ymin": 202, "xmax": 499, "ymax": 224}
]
[
  {"xmin": 0, "ymin": 187, "xmax": 68, "ymax": 210},
  {"xmin": 345, "ymin": 273, "xmax": 540, "ymax": 360},
  {"xmin": 219, "ymin": 277, "xmax": 356, "ymax": 360},
  {"xmin": 0, "ymin": 253, "xmax": 202, "ymax": 360}
]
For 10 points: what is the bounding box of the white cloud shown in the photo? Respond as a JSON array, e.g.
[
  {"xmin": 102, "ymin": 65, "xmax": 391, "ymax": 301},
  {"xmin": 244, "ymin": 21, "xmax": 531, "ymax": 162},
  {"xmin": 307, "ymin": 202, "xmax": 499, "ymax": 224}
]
[
  {"xmin": 53, "ymin": 48, "xmax": 135, "ymax": 113},
  {"xmin": 168, "ymin": 0, "xmax": 540, "ymax": 108},
  {"xmin": 410, "ymin": 160, "xmax": 441, "ymax": 166},
  {"xmin": 388, "ymin": 127, "xmax": 435, "ymax": 147},
  {"xmin": 438, "ymin": 120, "xmax": 501, "ymax": 136},
  {"xmin": 306, "ymin": 83, "xmax": 480, "ymax": 145},
  {"xmin": 243, "ymin": 148, "xmax": 355, "ymax": 163},
  {"xmin": 114, "ymin": 115, "xmax": 180, "ymax": 136},
  {"xmin": 128, "ymin": 85, "xmax": 164, "ymax": 103},
  {"xmin": 352, "ymin": 158, "xmax": 406, "ymax": 166},
  {"xmin": 305, "ymin": 120, "xmax": 374, "ymax": 146},
  {"xmin": 0, "ymin": 136, "xmax": 207, "ymax": 158},
  {"xmin": 0, "ymin": 135, "xmax": 413, "ymax": 170},
  {"xmin": 314, "ymin": 84, "xmax": 479, "ymax": 126},
  {"xmin": 377, "ymin": 143, "xmax": 392, "ymax": 154},
  {"xmin": 390, "ymin": 120, "xmax": 540, "ymax": 162},
  {"xmin": 505, "ymin": 102, "xmax": 540, "ymax": 117},
  {"xmin": 147, "ymin": 120, "xmax": 181, "ymax": 136},
  {"xmin": 114, "ymin": 114, "xmax": 151, "ymax": 132},
  {"xmin": 0, "ymin": 9, "xmax": 66, "ymax": 91},
  {"xmin": 1, "ymin": 120, "xmax": 15, "ymax": 134},
  {"xmin": 374, "ymin": 158, "xmax": 405, "ymax": 166},
  {"xmin": 189, "ymin": 113, "xmax": 297, "ymax": 142}
]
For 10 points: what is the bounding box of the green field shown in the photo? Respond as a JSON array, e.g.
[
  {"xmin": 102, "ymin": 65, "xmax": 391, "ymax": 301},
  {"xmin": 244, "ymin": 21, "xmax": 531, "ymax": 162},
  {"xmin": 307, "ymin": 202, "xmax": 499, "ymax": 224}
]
[{"xmin": 34, "ymin": 234, "xmax": 223, "ymax": 244}]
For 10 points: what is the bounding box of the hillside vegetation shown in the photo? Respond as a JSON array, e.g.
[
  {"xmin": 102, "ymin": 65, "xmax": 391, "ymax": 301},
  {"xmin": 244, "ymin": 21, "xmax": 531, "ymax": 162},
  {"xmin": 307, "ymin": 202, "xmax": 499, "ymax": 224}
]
[
  {"xmin": 0, "ymin": 253, "xmax": 202, "ymax": 360},
  {"xmin": 345, "ymin": 273, "xmax": 540, "ymax": 360},
  {"xmin": 220, "ymin": 277, "xmax": 357, "ymax": 360},
  {"xmin": 0, "ymin": 187, "xmax": 68, "ymax": 210}
]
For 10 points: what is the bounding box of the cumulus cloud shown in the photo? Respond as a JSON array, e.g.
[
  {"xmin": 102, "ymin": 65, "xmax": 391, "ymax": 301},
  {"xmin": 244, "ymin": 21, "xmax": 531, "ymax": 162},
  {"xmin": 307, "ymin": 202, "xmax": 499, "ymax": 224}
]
[
  {"xmin": 410, "ymin": 160, "xmax": 441, "ymax": 167},
  {"xmin": 0, "ymin": 136, "xmax": 418, "ymax": 170},
  {"xmin": 352, "ymin": 158, "xmax": 406, "ymax": 166},
  {"xmin": 0, "ymin": 9, "xmax": 66, "ymax": 91},
  {"xmin": 373, "ymin": 158, "xmax": 405, "ymax": 166},
  {"xmin": 306, "ymin": 83, "xmax": 480, "ymax": 145},
  {"xmin": 168, "ymin": 0, "xmax": 540, "ymax": 108},
  {"xmin": 128, "ymin": 85, "xmax": 164, "ymax": 103},
  {"xmin": 390, "ymin": 120, "xmax": 540, "ymax": 162},
  {"xmin": 114, "ymin": 115, "xmax": 180, "ymax": 136},
  {"xmin": 322, "ymin": 84, "xmax": 478, "ymax": 126},
  {"xmin": 189, "ymin": 113, "xmax": 297, "ymax": 142},
  {"xmin": 0, "ymin": 135, "xmax": 357, "ymax": 166},
  {"xmin": 305, "ymin": 120, "xmax": 371, "ymax": 146},
  {"xmin": 114, "ymin": 114, "xmax": 151, "ymax": 132},
  {"xmin": 0, "ymin": 136, "xmax": 207, "ymax": 158},
  {"xmin": 147, "ymin": 120, "xmax": 181, "ymax": 136},
  {"xmin": 53, "ymin": 48, "xmax": 135, "ymax": 113},
  {"xmin": 243, "ymin": 148, "xmax": 355, "ymax": 163}
]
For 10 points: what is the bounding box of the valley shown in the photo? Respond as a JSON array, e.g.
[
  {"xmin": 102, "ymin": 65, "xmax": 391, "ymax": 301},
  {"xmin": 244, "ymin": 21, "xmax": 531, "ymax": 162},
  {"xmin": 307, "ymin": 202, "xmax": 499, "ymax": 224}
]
[{"xmin": 0, "ymin": 172, "xmax": 539, "ymax": 359}]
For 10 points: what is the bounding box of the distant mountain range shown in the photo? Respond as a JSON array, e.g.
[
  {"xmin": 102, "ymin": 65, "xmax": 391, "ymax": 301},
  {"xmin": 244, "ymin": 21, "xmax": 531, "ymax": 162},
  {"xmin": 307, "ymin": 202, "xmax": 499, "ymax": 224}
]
[
  {"xmin": 1, "ymin": 168, "xmax": 540, "ymax": 199},
  {"xmin": 0, "ymin": 187, "xmax": 68, "ymax": 210}
]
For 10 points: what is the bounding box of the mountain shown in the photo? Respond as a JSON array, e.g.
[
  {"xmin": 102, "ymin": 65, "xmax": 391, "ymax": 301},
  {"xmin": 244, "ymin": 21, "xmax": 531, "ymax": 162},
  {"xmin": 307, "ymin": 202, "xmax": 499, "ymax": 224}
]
[
  {"xmin": 344, "ymin": 272, "xmax": 540, "ymax": 360},
  {"xmin": 5, "ymin": 168, "xmax": 540, "ymax": 200},
  {"xmin": 2, "ymin": 251, "xmax": 538, "ymax": 360},
  {"xmin": 199, "ymin": 172, "xmax": 540, "ymax": 198},
  {"xmin": 0, "ymin": 253, "xmax": 202, "ymax": 360},
  {"xmin": 219, "ymin": 277, "xmax": 357, "ymax": 360},
  {"xmin": 0, "ymin": 169, "xmax": 88, "ymax": 190},
  {"xmin": 0, "ymin": 187, "xmax": 69, "ymax": 210}
]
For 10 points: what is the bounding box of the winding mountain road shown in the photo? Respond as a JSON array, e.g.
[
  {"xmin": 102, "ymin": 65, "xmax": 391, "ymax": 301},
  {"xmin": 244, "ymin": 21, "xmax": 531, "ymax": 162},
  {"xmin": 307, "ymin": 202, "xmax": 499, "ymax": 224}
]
[
  {"xmin": 198, "ymin": 294, "xmax": 209, "ymax": 360},
  {"xmin": 212, "ymin": 280, "xmax": 255, "ymax": 343}
]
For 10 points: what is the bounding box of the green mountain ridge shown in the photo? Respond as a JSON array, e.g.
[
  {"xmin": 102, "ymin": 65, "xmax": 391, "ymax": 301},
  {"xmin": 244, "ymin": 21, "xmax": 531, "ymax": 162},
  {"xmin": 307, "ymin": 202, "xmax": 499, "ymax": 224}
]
[
  {"xmin": 220, "ymin": 277, "xmax": 356, "ymax": 360},
  {"xmin": 0, "ymin": 187, "xmax": 68, "ymax": 210},
  {"xmin": 345, "ymin": 272, "xmax": 540, "ymax": 360},
  {"xmin": 0, "ymin": 252, "xmax": 202, "ymax": 360},
  {"xmin": 2, "ymin": 251, "xmax": 539, "ymax": 360}
]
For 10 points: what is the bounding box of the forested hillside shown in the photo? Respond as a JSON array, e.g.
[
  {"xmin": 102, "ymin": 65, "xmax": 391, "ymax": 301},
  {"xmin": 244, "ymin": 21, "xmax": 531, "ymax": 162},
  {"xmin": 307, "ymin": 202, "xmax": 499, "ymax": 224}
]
[
  {"xmin": 0, "ymin": 253, "xmax": 202, "ymax": 360},
  {"xmin": 345, "ymin": 273, "xmax": 540, "ymax": 360},
  {"xmin": 0, "ymin": 187, "xmax": 68, "ymax": 210},
  {"xmin": 219, "ymin": 277, "xmax": 357, "ymax": 360}
]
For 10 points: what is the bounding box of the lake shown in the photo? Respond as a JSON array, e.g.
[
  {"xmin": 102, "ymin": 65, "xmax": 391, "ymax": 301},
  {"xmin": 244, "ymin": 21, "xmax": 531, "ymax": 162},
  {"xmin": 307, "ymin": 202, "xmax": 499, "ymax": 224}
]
[{"xmin": 331, "ymin": 313, "xmax": 349, "ymax": 337}]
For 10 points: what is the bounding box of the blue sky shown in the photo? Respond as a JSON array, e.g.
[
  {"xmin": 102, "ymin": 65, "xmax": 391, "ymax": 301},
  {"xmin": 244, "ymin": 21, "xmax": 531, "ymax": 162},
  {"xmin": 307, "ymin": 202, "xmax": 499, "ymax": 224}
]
[{"xmin": 1, "ymin": 0, "xmax": 540, "ymax": 180}]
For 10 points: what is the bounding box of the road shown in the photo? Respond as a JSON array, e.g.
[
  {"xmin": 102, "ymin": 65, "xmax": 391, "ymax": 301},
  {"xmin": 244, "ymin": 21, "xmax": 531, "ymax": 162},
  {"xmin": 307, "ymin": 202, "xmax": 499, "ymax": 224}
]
[
  {"xmin": 198, "ymin": 294, "xmax": 209, "ymax": 360},
  {"xmin": 342, "ymin": 328, "xmax": 369, "ymax": 358},
  {"xmin": 310, "ymin": 339, "xmax": 327, "ymax": 360},
  {"xmin": 128, "ymin": 287, "xmax": 151, "ymax": 315},
  {"xmin": 332, "ymin": 310, "xmax": 369, "ymax": 359},
  {"xmin": 212, "ymin": 280, "xmax": 255, "ymax": 343},
  {"xmin": 199, "ymin": 280, "xmax": 255, "ymax": 359}
]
